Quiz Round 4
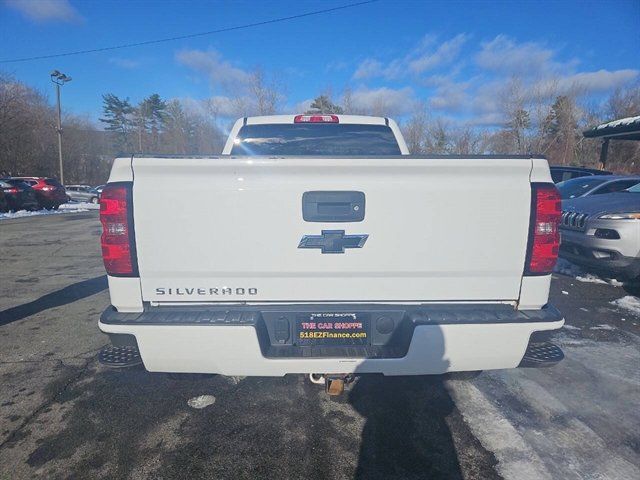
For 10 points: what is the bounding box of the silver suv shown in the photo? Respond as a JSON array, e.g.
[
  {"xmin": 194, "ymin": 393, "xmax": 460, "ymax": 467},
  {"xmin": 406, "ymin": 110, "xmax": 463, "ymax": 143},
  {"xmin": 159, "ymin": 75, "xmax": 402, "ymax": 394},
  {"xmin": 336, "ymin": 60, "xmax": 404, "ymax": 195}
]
[
  {"xmin": 65, "ymin": 185, "xmax": 99, "ymax": 204},
  {"xmin": 560, "ymin": 184, "xmax": 640, "ymax": 279}
]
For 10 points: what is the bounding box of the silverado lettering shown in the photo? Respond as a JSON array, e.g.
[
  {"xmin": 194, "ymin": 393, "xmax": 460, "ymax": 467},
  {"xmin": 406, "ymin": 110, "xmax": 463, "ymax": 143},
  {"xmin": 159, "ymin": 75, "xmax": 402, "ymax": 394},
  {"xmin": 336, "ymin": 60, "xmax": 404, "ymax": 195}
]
[{"xmin": 155, "ymin": 287, "xmax": 258, "ymax": 295}]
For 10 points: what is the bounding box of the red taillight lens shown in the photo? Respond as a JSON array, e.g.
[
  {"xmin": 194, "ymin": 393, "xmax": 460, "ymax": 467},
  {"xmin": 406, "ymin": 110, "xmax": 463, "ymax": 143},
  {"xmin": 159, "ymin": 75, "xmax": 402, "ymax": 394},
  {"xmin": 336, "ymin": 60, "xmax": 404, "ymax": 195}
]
[
  {"xmin": 100, "ymin": 183, "xmax": 137, "ymax": 276},
  {"xmin": 294, "ymin": 114, "xmax": 339, "ymax": 123},
  {"xmin": 6, "ymin": 187, "xmax": 18, "ymax": 194},
  {"xmin": 526, "ymin": 183, "xmax": 561, "ymax": 275}
]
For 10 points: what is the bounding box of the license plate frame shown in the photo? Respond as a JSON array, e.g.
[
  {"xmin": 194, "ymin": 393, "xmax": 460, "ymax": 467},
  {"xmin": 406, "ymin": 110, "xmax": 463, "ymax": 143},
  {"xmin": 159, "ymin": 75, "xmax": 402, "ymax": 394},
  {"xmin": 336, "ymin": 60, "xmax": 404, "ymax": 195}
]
[{"xmin": 295, "ymin": 313, "xmax": 370, "ymax": 346}]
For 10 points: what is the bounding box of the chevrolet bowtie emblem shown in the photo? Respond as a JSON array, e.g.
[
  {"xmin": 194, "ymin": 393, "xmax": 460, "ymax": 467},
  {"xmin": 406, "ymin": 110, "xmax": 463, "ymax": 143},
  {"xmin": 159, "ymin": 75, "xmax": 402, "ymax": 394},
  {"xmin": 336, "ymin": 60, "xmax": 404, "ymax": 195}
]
[{"xmin": 298, "ymin": 230, "xmax": 369, "ymax": 254}]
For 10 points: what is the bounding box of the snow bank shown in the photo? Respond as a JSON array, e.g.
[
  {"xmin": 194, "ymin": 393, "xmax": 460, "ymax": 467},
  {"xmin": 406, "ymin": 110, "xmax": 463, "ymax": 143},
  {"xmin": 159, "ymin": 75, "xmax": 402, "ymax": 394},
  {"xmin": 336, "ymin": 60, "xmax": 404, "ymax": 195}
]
[
  {"xmin": 554, "ymin": 258, "xmax": 624, "ymax": 287},
  {"xmin": 0, "ymin": 202, "xmax": 99, "ymax": 221},
  {"xmin": 610, "ymin": 296, "xmax": 640, "ymax": 317}
]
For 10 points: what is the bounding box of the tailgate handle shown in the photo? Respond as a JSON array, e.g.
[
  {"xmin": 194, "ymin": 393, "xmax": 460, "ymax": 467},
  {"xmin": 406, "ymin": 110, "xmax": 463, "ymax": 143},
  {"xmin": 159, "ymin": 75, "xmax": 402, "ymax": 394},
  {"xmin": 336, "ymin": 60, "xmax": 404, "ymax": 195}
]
[{"xmin": 302, "ymin": 191, "xmax": 365, "ymax": 222}]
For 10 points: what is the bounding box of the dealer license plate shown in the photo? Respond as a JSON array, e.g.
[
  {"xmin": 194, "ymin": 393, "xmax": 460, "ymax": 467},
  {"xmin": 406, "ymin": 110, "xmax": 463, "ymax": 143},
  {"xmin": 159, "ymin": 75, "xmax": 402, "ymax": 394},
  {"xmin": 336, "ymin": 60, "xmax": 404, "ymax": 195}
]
[{"xmin": 295, "ymin": 313, "xmax": 369, "ymax": 346}]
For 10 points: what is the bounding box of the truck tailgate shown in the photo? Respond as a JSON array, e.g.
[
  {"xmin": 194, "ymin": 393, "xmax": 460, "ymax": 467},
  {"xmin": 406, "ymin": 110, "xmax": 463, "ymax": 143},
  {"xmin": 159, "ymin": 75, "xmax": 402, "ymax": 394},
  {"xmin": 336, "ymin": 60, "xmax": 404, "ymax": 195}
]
[{"xmin": 131, "ymin": 156, "xmax": 533, "ymax": 303}]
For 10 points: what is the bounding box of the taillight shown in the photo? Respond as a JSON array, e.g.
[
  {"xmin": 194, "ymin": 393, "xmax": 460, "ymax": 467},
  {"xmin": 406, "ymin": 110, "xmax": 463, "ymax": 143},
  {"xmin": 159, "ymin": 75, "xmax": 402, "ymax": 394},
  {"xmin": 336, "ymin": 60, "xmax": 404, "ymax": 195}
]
[
  {"xmin": 294, "ymin": 114, "xmax": 339, "ymax": 123},
  {"xmin": 6, "ymin": 187, "xmax": 18, "ymax": 194},
  {"xmin": 100, "ymin": 183, "xmax": 138, "ymax": 276},
  {"xmin": 41, "ymin": 186, "xmax": 54, "ymax": 191},
  {"xmin": 525, "ymin": 183, "xmax": 561, "ymax": 275}
]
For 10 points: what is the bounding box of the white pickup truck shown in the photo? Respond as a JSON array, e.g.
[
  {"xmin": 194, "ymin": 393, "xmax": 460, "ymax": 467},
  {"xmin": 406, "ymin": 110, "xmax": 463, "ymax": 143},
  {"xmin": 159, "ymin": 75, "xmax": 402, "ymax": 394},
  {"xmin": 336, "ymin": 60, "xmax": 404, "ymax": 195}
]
[{"xmin": 98, "ymin": 114, "xmax": 564, "ymax": 387}]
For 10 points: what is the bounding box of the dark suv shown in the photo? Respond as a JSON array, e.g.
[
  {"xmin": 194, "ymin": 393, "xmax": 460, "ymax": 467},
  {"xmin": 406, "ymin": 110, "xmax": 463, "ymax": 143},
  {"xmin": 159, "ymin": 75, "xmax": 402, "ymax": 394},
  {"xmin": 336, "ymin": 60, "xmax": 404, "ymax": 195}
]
[
  {"xmin": 0, "ymin": 179, "xmax": 39, "ymax": 211},
  {"xmin": 0, "ymin": 188, "xmax": 8, "ymax": 213},
  {"xmin": 13, "ymin": 177, "xmax": 68, "ymax": 209}
]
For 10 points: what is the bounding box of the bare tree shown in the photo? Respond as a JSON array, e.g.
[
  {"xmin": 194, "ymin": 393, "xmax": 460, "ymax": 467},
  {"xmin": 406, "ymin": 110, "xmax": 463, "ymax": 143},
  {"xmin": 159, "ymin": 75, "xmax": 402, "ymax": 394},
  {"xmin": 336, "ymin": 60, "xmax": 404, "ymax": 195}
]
[
  {"xmin": 341, "ymin": 86, "xmax": 355, "ymax": 114},
  {"xmin": 425, "ymin": 118, "xmax": 453, "ymax": 154},
  {"xmin": 450, "ymin": 127, "xmax": 484, "ymax": 155},
  {"xmin": 499, "ymin": 77, "xmax": 531, "ymax": 154},
  {"xmin": 247, "ymin": 68, "xmax": 285, "ymax": 115},
  {"xmin": 402, "ymin": 102, "xmax": 429, "ymax": 154}
]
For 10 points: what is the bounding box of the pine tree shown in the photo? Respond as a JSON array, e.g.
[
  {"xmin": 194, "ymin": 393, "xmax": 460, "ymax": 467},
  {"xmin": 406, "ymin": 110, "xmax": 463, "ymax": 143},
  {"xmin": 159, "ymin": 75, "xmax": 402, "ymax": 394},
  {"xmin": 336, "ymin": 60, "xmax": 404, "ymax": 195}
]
[
  {"xmin": 546, "ymin": 96, "xmax": 578, "ymax": 164},
  {"xmin": 306, "ymin": 95, "xmax": 344, "ymax": 114},
  {"xmin": 144, "ymin": 94, "xmax": 167, "ymax": 151},
  {"xmin": 133, "ymin": 99, "xmax": 151, "ymax": 152},
  {"xmin": 99, "ymin": 94, "xmax": 134, "ymax": 151}
]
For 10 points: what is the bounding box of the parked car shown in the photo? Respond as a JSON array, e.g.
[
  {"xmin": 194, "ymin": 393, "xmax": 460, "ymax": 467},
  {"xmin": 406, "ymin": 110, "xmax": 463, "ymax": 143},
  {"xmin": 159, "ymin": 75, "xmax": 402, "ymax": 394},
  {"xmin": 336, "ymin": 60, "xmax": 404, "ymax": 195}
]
[
  {"xmin": 0, "ymin": 188, "xmax": 8, "ymax": 212},
  {"xmin": 560, "ymin": 185, "xmax": 640, "ymax": 279},
  {"xmin": 557, "ymin": 175, "xmax": 640, "ymax": 199},
  {"xmin": 550, "ymin": 166, "xmax": 612, "ymax": 183},
  {"xmin": 0, "ymin": 179, "xmax": 39, "ymax": 211},
  {"xmin": 65, "ymin": 185, "xmax": 100, "ymax": 203},
  {"xmin": 88, "ymin": 186, "xmax": 103, "ymax": 200},
  {"xmin": 13, "ymin": 177, "xmax": 68, "ymax": 210}
]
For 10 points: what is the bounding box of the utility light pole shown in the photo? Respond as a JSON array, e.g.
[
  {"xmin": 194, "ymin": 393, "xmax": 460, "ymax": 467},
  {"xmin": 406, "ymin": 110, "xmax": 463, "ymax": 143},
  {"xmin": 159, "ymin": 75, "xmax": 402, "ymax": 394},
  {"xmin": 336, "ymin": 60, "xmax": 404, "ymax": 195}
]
[{"xmin": 50, "ymin": 70, "xmax": 72, "ymax": 184}]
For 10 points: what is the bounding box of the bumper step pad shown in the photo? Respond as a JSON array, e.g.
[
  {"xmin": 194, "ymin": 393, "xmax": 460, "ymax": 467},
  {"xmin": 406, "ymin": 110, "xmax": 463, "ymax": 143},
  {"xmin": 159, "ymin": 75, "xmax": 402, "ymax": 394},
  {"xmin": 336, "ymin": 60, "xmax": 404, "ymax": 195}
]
[
  {"xmin": 98, "ymin": 345, "xmax": 142, "ymax": 368},
  {"xmin": 519, "ymin": 342, "xmax": 564, "ymax": 368}
]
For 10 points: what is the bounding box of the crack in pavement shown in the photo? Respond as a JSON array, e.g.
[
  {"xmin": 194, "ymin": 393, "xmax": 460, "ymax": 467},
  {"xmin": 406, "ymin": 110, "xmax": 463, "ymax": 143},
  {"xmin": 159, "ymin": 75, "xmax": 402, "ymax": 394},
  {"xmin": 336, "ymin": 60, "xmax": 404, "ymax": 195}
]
[
  {"xmin": 0, "ymin": 345, "xmax": 107, "ymax": 366},
  {"xmin": 0, "ymin": 355, "xmax": 96, "ymax": 451}
]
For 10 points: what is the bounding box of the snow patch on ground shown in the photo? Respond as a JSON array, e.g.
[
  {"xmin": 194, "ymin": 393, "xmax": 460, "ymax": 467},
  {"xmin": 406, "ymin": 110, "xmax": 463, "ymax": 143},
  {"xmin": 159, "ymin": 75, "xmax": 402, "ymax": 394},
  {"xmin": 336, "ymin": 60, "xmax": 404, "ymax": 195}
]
[
  {"xmin": 0, "ymin": 202, "xmax": 99, "ymax": 220},
  {"xmin": 554, "ymin": 258, "xmax": 583, "ymax": 277},
  {"xmin": 610, "ymin": 296, "xmax": 640, "ymax": 317},
  {"xmin": 554, "ymin": 259, "xmax": 624, "ymax": 287},
  {"xmin": 590, "ymin": 324, "xmax": 616, "ymax": 331},
  {"xmin": 59, "ymin": 202, "xmax": 100, "ymax": 210},
  {"xmin": 563, "ymin": 325, "xmax": 581, "ymax": 331},
  {"xmin": 225, "ymin": 376, "xmax": 246, "ymax": 385},
  {"xmin": 187, "ymin": 395, "xmax": 216, "ymax": 409}
]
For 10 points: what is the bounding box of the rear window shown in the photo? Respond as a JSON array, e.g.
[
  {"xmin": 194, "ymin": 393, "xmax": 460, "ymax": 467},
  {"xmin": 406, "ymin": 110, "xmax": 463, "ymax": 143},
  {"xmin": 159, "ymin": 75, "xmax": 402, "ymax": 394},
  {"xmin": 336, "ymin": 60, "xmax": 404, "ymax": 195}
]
[
  {"xmin": 230, "ymin": 123, "xmax": 402, "ymax": 156},
  {"xmin": 551, "ymin": 169, "xmax": 589, "ymax": 183},
  {"xmin": 557, "ymin": 177, "xmax": 608, "ymax": 199},
  {"xmin": 595, "ymin": 179, "xmax": 640, "ymax": 194},
  {"xmin": 6, "ymin": 179, "xmax": 28, "ymax": 187},
  {"xmin": 45, "ymin": 178, "xmax": 62, "ymax": 186}
]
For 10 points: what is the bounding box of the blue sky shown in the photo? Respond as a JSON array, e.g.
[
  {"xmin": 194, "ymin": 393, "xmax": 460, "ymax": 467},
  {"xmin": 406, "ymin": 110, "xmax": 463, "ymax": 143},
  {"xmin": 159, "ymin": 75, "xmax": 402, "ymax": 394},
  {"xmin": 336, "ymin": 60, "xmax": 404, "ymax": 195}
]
[{"xmin": 1, "ymin": 0, "xmax": 639, "ymax": 126}]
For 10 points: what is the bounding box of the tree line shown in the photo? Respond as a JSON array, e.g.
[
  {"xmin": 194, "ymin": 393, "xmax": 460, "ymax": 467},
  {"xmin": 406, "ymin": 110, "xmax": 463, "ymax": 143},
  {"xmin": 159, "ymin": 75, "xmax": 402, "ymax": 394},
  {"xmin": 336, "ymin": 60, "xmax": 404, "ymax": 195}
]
[
  {"xmin": 0, "ymin": 72, "xmax": 113, "ymax": 184},
  {"xmin": 1, "ymin": 70, "xmax": 638, "ymax": 185},
  {"xmin": 308, "ymin": 82, "xmax": 640, "ymax": 173},
  {"xmin": 99, "ymin": 93, "xmax": 226, "ymax": 156}
]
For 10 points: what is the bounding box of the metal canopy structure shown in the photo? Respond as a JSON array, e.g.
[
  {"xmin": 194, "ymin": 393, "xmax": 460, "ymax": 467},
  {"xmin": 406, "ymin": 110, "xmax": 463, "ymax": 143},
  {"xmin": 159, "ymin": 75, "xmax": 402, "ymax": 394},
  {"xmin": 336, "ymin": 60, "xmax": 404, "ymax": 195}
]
[{"xmin": 583, "ymin": 115, "xmax": 640, "ymax": 168}]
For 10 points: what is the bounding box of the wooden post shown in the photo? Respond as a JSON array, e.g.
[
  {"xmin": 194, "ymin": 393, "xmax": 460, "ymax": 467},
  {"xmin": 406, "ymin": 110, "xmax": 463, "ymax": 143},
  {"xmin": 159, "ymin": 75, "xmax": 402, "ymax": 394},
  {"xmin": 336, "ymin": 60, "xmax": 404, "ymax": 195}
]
[{"xmin": 599, "ymin": 138, "xmax": 609, "ymax": 170}]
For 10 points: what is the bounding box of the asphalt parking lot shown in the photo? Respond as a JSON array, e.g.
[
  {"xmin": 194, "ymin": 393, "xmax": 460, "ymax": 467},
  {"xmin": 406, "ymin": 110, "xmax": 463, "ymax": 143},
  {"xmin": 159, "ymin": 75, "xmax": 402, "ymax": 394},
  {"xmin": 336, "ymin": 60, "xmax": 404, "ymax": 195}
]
[{"xmin": 1, "ymin": 213, "xmax": 639, "ymax": 480}]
